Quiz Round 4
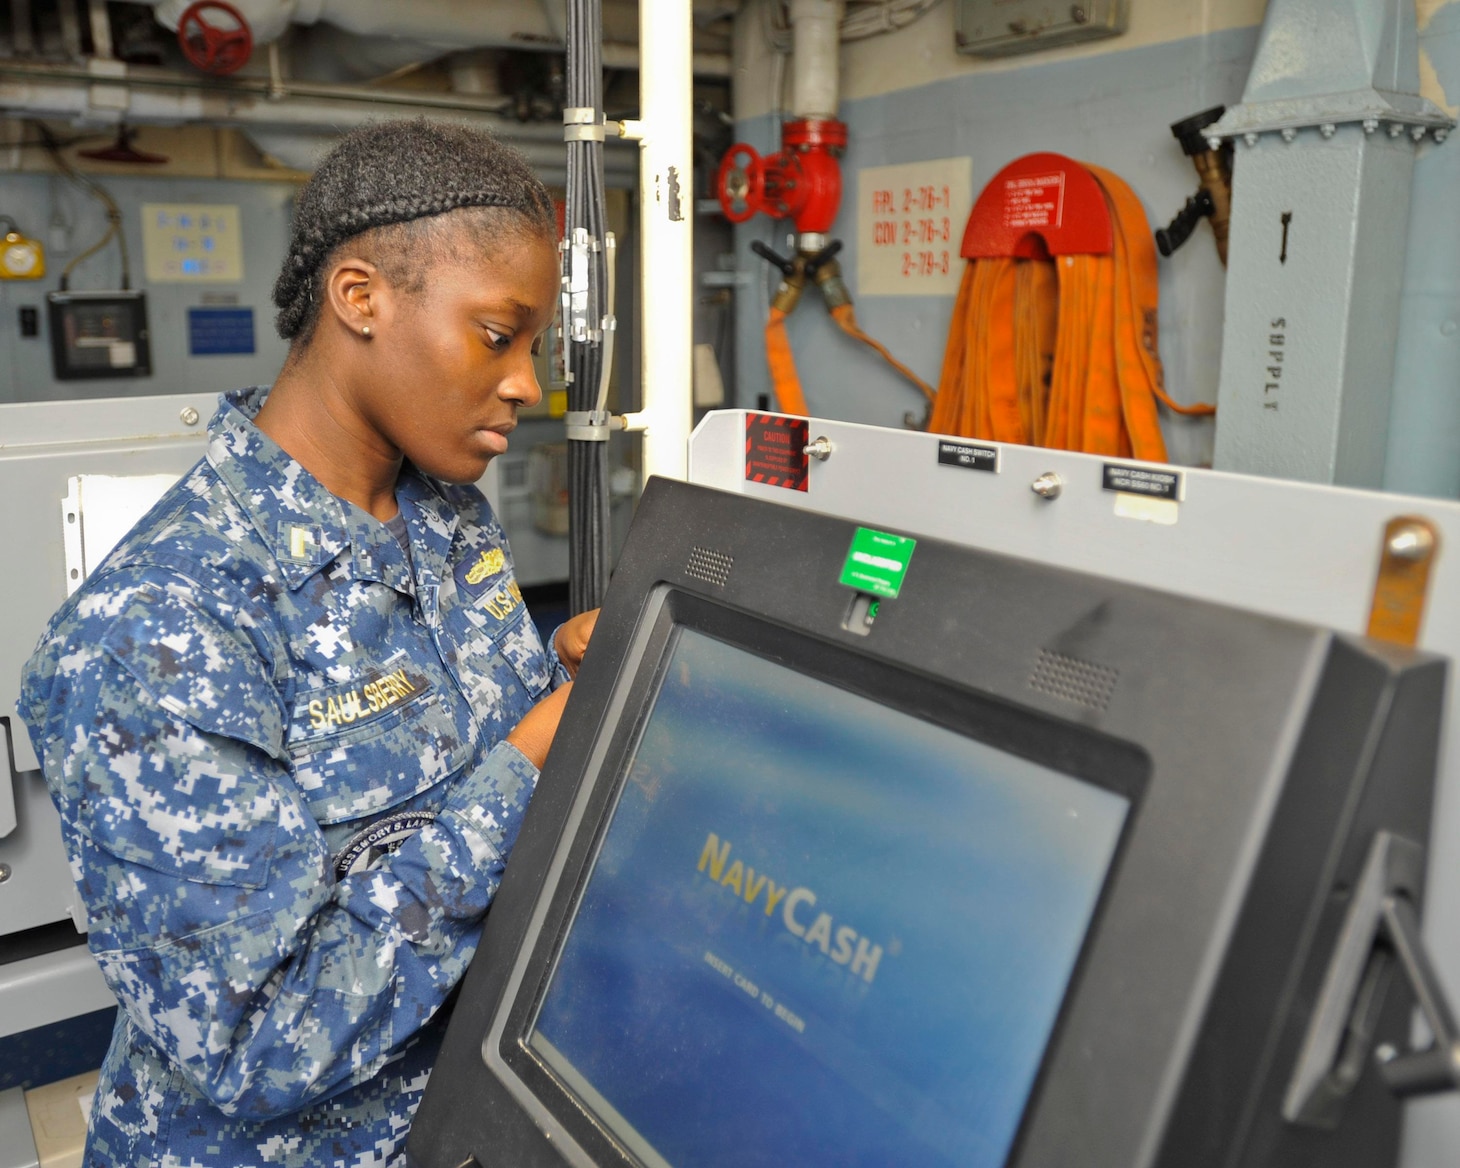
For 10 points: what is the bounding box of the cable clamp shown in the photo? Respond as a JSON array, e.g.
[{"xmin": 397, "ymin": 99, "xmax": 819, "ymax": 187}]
[
  {"xmin": 567, "ymin": 227, "xmax": 592, "ymax": 341},
  {"xmin": 565, "ymin": 410, "xmax": 624, "ymax": 443},
  {"xmin": 564, "ymin": 107, "xmax": 608, "ymax": 142},
  {"xmin": 571, "ymin": 113, "xmax": 633, "ymax": 140},
  {"xmin": 564, "ymin": 229, "xmax": 608, "ymax": 343}
]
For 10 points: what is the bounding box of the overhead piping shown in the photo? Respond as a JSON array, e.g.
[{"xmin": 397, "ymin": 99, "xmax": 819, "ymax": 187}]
[
  {"xmin": 789, "ymin": 0, "xmax": 840, "ymax": 120},
  {"xmin": 0, "ymin": 62, "xmax": 639, "ymax": 183},
  {"xmin": 142, "ymin": 0, "xmax": 733, "ymax": 76}
]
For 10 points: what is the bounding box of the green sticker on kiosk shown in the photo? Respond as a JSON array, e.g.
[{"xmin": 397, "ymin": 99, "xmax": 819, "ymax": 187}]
[{"xmin": 839, "ymin": 527, "xmax": 916, "ymax": 599}]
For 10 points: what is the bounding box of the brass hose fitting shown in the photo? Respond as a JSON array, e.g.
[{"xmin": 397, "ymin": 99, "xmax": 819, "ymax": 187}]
[
  {"xmin": 805, "ymin": 240, "xmax": 850, "ymax": 310},
  {"xmin": 1155, "ymin": 106, "xmax": 1234, "ymax": 266},
  {"xmin": 752, "ymin": 240, "xmax": 809, "ymax": 314},
  {"xmin": 1191, "ymin": 145, "xmax": 1232, "ymax": 265}
]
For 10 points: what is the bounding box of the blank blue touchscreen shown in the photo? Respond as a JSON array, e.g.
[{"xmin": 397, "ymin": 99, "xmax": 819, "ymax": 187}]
[{"xmin": 528, "ymin": 629, "xmax": 1129, "ymax": 1168}]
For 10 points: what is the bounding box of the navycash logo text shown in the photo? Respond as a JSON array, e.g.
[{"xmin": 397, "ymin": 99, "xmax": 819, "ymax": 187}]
[{"xmin": 696, "ymin": 831, "xmax": 885, "ymax": 984}]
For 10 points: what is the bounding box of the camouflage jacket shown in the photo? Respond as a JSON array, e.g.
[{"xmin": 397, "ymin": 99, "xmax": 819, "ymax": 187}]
[{"xmin": 18, "ymin": 386, "xmax": 566, "ymax": 1167}]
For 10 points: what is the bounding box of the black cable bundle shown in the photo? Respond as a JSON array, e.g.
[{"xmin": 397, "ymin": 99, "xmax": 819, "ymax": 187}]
[{"xmin": 564, "ymin": 0, "xmax": 612, "ymax": 616}]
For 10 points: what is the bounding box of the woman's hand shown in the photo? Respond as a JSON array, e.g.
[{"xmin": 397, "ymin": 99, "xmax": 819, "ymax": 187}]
[
  {"xmin": 553, "ymin": 608, "xmax": 599, "ymax": 678},
  {"xmin": 510, "ymin": 610, "xmax": 597, "ymax": 770},
  {"xmin": 506, "ymin": 682, "xmax": 573, "ymax": 770}
]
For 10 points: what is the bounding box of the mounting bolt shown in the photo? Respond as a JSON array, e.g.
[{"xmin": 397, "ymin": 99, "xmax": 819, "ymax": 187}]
[
  {"xmin": 1320, "ymin": 123, "xmax": 1336, "ymax": 139},
  {"xmin": 1070, "ymin": 5, "xmax": 1088, "ymax": 22},
  {"xmin": 1031, "ymin": 472, "xmax": 1064, "ymax": 500},
  {"xmin": 1281, "ymin": 127, "xmax": 1297, "ymax": 143},
  {"xmin": 1388, "ymin": 123, "xmax": 1404, "ymax": 138},
  {"xmin": 1435, "ymin": 128, "xmax": 1449, "ymax": 144},
  {"xmin": 1388, "ymin": 522, "xmax": 1435, "ymax": 562},
  {"xmin": 1412, "ymin": 125, "xmax": 1427, "ymax": 142},
  {"xmin": 0, "ymin": 863, "xmax": 10, "ymax": 884},
  {"xmin": 1375, "ymin": 1042, "xmax": 1399, "ymax": 1064},
  {"xmin": 1243, "ymin": 132, "xmax": 1259, "ymax": 147},
  {"xmin": 1363, "ymin": 117, "xmax": 1379, "ymax": 134},
  {"xmin": 803, "ymin": 435, "xmax": 834, "ymax": 461},
  {"xmin": 179, "ymin": 406, "xmax": 200, "ymax": 426}
]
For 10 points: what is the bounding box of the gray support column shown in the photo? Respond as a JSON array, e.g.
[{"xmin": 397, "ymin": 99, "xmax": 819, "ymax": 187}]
[{"xmin": 1210, "ymin": 0, "xmax": 1452, "ymax": 487}]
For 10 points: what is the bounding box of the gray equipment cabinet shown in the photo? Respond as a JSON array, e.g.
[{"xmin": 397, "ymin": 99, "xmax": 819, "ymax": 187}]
[{"xmin": 1, "ymin": 394, "xmax": 217, "ymax": 976}]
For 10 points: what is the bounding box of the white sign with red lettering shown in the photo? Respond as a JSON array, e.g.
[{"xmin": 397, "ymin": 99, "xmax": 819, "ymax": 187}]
[{"xmin": 857, "ymin": 157, "xmax": 972, "ymax": 297}]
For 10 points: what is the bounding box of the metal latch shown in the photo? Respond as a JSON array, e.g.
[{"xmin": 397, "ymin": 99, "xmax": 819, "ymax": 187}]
[{"xmin": 1284, "ymin": 831, "xmax": 1460, "ymax": 1126}]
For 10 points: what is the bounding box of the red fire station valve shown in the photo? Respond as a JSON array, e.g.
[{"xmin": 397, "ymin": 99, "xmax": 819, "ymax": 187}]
[
  {"xmin": 716, "ymin": 118, "xmax": 848, "ymax": 237},
  {"xmin": 717, "ymin": 144, "xmax": 766, "ymax": 223}
]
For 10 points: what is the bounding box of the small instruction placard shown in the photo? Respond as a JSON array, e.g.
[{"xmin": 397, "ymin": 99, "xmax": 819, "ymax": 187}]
[
  {"xmin": 1102, "ymin": 463, "xmax": 1183, "ymax": 501},
  {"xmin": 839, "ymin": 527, "xmax": 916, "ymax": 599},
  {"xmin": 1003, "ymin": 171, "xmax": 1066, "ymax": 231},
  {"xmin": 744, "ymin": 414, "xmax": 809, "ymax": 491},
  {"xmin": 937, "ymin": 440, "xmax": 999, "ymax": 473}
]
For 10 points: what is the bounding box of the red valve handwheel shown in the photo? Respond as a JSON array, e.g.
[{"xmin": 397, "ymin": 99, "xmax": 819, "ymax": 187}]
[
  {"xmin": 177, "ymin": 0, "xmax": 253, "ymax": 76},
  {"xmin": 716, "ymin": 134, "xmax": 842, "ymax": 234},
  {"xmin": 716, "ymin": 143, "xmax": 766, "ymax": 224}
]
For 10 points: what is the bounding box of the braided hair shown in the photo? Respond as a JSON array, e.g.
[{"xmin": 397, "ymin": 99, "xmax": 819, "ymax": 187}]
[{"xmin": 272, "ymin": 118, "xmax": 556, "ymax": 342}]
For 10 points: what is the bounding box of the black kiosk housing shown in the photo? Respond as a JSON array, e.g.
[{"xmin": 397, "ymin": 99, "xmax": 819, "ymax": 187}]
[{"xmin": 409, "ymin": 478, "xmax": 1447, "ymax": 1168}]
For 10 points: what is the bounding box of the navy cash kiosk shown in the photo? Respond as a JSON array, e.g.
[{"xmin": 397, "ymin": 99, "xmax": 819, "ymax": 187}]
[{"xmin": 408, "ymin": 478, "xmax": 1449, "ymax": 1168}]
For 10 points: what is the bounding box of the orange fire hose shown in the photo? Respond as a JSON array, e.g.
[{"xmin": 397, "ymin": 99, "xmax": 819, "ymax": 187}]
[
  {"xmin": 931, "ymin": 165, "xmax": 1213, "ymax": 460},
  {"xmin": 829, "ymin": 304, "xmax": 936, "ymax": 403},
  {"xmin": 762, "ymin": 245, "xmax": 935, "ymax": 417},
  {"xmin": 765, "ymin": 306, "xmax": 810, "ymax": 417},
  {"xmin": 766, "ymin": 305, "xmax": 934, "ymax": 417}
]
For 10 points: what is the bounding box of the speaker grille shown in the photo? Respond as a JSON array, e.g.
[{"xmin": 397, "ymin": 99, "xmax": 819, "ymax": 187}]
[
  {"xmin": 1029, "ymin": 648, "xmax": 1118, "ymax": 712},
  {"xmin": 685, "ymin": 547, "xmax": 733, "ymax": 587}
]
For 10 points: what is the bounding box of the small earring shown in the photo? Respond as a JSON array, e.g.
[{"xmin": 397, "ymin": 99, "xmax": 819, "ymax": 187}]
[{"xmin": 361, "ymin": 325, "xmax": 372, "ymax": 338}]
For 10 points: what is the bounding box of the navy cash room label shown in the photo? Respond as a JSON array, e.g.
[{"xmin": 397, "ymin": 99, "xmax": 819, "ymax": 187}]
[
  {"xmin": 1101, "ymin": 463, "xmax": 1183, "ymax": 501},
  {"xmin": 937, "ymin": 440, "xmax": 999, "ymax": 473}
]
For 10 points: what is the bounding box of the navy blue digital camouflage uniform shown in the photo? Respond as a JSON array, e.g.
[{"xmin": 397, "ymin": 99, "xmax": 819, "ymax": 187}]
[{"xmin": 19, "ymin": 385, "xmax": 567, "ymax": 1167}]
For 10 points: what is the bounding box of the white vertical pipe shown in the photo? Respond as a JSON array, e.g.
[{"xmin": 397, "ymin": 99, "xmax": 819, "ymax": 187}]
[
  {"xmin": 626, "ymin": 0, "xmax": 694, "ymax": 482},
  {"xmin": 789, "ymin": 0, "xmax": 843, "ymax": 119}
]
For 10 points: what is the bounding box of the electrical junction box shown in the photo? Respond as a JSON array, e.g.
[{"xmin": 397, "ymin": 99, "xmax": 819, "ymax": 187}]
[
  {"xmin": 955, "ymin": 0, "xmax": 1128, "ymax": 58},
  {"xmin": 46, "ymin": 291, "xmax": 152, "ymax": 380}
]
